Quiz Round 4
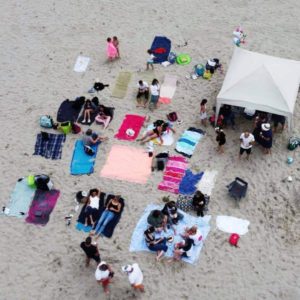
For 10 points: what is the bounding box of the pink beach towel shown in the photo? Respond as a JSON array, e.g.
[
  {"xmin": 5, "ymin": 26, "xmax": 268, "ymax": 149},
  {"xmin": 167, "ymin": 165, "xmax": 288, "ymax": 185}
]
[
  {"xmin": 158, "ymin": 156, "xmax": 188, "ymax": 194},
  {"xmin": 100, "ymin": 145, "xmax": 152, "ymax": 184},
  {"xmin": 114, "ymin": 114, "xmax": 146, "ymax": 141}
]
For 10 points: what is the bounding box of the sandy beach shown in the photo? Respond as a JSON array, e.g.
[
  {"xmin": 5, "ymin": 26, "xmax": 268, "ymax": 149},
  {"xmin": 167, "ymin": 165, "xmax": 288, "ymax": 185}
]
[{"xmin": 0, "ymin": 1, "xmax": 300, "ymax": 299}]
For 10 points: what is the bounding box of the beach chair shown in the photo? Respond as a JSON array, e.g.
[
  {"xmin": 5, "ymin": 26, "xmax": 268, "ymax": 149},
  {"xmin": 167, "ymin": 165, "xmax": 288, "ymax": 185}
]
[{"xmin": 227, "ymin": 177, "xmax": 248, "ymax": 201}]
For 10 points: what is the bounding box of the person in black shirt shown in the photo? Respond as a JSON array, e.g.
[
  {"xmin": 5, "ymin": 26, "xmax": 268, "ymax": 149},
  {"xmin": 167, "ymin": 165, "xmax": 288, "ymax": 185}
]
[
  {"xmin": 80, "ymin": 237, "xmax": 100, "ymax": 267},
  {"xmin": 192, "ymin": 191, "xmax": 206, "ymax": 217},
  {"xmin": 215, "ymin": 127, "xmax": 226, "ymax": 154}
]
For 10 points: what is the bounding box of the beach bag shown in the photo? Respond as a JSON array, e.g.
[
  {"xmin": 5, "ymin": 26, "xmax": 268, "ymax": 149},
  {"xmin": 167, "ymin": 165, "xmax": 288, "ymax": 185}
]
[
  {"xmin": 167, "ymin": 112, "xmax": 178, "ymax": 122},
  {"xmin": 195, "ymin": 64, "xmax": 205, "ymax": 76},
  {"xmin": 84, "ymin": 145, "xmax": 95, "ymax": 156},
  {"xmin": 229, "ymin": 233, "xmax": 240, "ymax": 247},
  {"xmin": 203, "ymin": 70, "xmax": 212, "ymax": 80},
  {"xmin": 168, "ymin": 52, "xmax": 177, "ymax": 64},
  {"xmin": 287, "ymin": 137, "xmax": 300, "ymax": 151},
  {"xmin": 72, "ymin": 123, "xmax": 81, "ymax": 134},
  {"xmin": 40, "ymin": 115, "xmax": 53, "ymax": 128},
  {"xmin": 59, "ymin": 121, "xmax": 72, "ymax": 134}
]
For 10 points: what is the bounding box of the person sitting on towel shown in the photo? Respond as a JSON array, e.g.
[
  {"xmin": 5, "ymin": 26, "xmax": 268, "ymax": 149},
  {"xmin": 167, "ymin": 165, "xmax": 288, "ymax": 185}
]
[
  {"xmin": 161, "ymin": 201, "xmax": 183, "ymax": 234},
  {"xmin": 144, "ymin": 226, "xmax": 171, "ymax": 261},
  {"xmin": 95, "ymin": 105, "xmax": 112, "ymax": 129},
  {"xmin": 147, "ymin": 210, "xmax": 167, "ymax": 232},
  {"xmin": 82, "ymin": 129, "xmax": 108, "ymax": 146},
  {"xmin": 161, "ymin": 122, "xmax": 176, "ymax": 134},
  {"xmin": 181, "ymin": 226, "xmax": 203, "ymax": 246},
  {"xmin": 137, "ymin": 124, "xmax": 164, "ymax": 145},
  {"xmin": 93, "ymin": 195, "xmax": 122, "ymax": 239},
  {"xmin": 192, "ymin": 191, "xmax": 206, "ymax": 217},
  {"xmin": 82, "ymin": 99, "xmax": 95, "ymax": 123},
  {"xmin": 171, "ymin": 237, "xmax": 194, "ymax": 261}
]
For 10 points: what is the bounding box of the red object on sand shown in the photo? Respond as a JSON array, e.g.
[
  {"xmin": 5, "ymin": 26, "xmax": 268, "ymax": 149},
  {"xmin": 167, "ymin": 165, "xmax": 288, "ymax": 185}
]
[
  {"xmin": 229, "ymin": 233, "xmax": 240, "ymax": 247},
  {"xmin": 153, "ymin": 47, "xmax": 166, "ymax": 54}
]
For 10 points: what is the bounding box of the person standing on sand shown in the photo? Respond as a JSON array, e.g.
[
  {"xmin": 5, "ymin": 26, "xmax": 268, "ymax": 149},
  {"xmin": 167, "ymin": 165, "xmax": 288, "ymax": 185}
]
[
  {"xmin": 106, "ymin": 37, "xmax": 118, "ymax": 61},
  {"xmin": 80, "ymin": 236, "xmax": 100, "ymax": 267},
  {"xmin": 149, "ymin": 79, "xmax": 160, "ymax": 111},
  {"xmin": 239, "ymin": 130, "xmax": 255, "ymax": 160},
  {"xmin": 122, "ymin": 263, "xmax": 145, "ymax": 292},
  {"xmin": 215, "ymin": 127, "xmax": 226, "ymax": 153},
  {"xmin": 146, "ymin": 49, "xmax": 155, "ymax": 70},
  {"xmin": 95, "ymin": 261, "xmax": 114, "ymax": 295},
  {"xmin": 112, "ymin": 36, "xmax": 120, "ymax": 58},
  {"xmin": 200, "ymin": 99, "xmax": 208, "ymax": 127}
]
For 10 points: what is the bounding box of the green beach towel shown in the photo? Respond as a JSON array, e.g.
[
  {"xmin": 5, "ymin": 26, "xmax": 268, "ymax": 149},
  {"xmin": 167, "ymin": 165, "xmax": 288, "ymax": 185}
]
[{"xmin": 112, "ymin": 71, "xmax": 132, "ymax": 99}]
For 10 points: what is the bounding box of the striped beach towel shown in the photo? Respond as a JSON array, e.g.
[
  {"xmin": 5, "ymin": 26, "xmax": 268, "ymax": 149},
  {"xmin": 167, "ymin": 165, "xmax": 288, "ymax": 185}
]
[
  {"xmin": 33, "ymin": 133, "xmax": 66, "ymax": 160},
  {"xmin": 175, "ymin": 127, "xmax": 204, "ymax": 158},
  {"xmin": 158, "ymin": 156, "xmax": 188, "ymax": 194}
]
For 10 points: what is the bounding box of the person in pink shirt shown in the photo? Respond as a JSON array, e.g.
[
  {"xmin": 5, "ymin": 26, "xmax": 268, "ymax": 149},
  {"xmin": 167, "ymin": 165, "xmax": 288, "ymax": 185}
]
[{"xmin": 106, "ymin": 37, "xmax": 118, "ymax": 61}]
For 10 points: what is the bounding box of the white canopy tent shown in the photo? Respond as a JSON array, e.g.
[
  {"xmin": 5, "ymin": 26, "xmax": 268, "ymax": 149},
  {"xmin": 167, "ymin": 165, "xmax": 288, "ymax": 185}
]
[{"xmin": 216, "ymin": 47, "xmax": 300, "ymax": 130}]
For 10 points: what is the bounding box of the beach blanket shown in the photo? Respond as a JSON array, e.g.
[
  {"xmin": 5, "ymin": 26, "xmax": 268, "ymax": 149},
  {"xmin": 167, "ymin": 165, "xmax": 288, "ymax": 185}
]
[
  {"xmin": 70, "ymin": 140, "xmax": 99, "ymax": 175},
  {"xmin": 114, "ymin": 114, "xmax": 145, "ymax": 141},
  {"xmin": 100, "ymin": 145, "xmax": 152, "ymax": 184},
  {"xmin": 196, "ymin": 170, "xmax": 218, "ymax": 196},
  {"xmin": 179, "ymin": 170, "xmax": 204, "ymax": 195},
  {"xmin": 216, "ymin": 216, "xmax": 250, "ymax": 235},
  {"xmin": 130, "ymin": 204, "xmax": 211, "ymax": 264},
  {"xmin": 26, "ymin": 189, "xmax": 60, "ymax": 226},
  {"xmin": 175, "ymin": 127, "xmax": 204, "ymax": 158},
  {"xmin": 74, "ymin": 55, "xmax": 90, "ymax": 72},
  {"xmin": 4, "ymin": 178, "xmax": 36, "ymax": 217},
  {"xmin": 146, "ymin": 124, "xmax": 174, "ymax": 146},
  {"xmin": 77, "ymin": 109, "xmax": 99, "ymax": 125},
  {"xmin": 176, "ymin": 194, "xmax": 210, "ymax": 213},
  {"xmin": 159, "ymin": 75, "xmax": 177, "ymax": 104},
  {"xmin": 33, "ymin": 133, "xmax": 66, "ymax": 160},
  {"xmin": 56, "ymin": 99, "xmax": 84, "ymax": 123},
  {"xmin": 158, "ymin": 156, "xmax": 188, "ymax": 194},
  {"xmin": 150, "ymin": 36, "xmax": 171, "ymax": 63},
  {"xmin": 112, "ymin": 72, "xmax": 132, "ymax": 99},
  {"xmin": 76, "ymin": 194, "xmax": 125, "ymax": 238}
]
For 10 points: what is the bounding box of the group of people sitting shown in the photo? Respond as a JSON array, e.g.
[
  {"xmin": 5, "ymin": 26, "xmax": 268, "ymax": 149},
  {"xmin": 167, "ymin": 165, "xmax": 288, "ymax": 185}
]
[
  {"xmin": 136, "ymin": 78, "xmax": 160, "ymax": 110},
  {"xmin": 144, "ymin": 201, "xmax": 203, "ymax": 262}
]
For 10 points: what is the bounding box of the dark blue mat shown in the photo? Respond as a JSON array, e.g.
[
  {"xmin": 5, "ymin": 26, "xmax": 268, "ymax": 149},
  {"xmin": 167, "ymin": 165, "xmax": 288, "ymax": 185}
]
[{"xmin": 150, "ymin": 36, "xmax": 171, "ymax": 63}]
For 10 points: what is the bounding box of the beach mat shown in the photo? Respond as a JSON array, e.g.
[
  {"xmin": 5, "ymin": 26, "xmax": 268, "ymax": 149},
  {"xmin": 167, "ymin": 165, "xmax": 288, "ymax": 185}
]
[
  {"xmin": 5, "ymin": 178, "xmax": 36, "ymax": 217},
  {"xmin": 175, "ymin": 127, "xmax": 204, "ymax": 158},
  {"xmin": 159, "ymin": 75, "xmax": 177, "ymax": 104},
  {"xmin": 150, "ymin": 36, "xmax": 171, "ymax": 63},
  {"xmin": 26, "ymin": 189, "xmax": 60, "ymax": 226},
  {"xmin": 196, "ymin": 170, "xmax": 218, "ymax": 196},
  {"xmin": 216, "ymin": 216, "xmax": 250, "ymax": 235},
  {"xmin": 70, "ymin": 140, "xmax": 99, "ymax": 175},
  {"xmin": 158, "ymin": 156, "xmax": 188, "ymax": 194},
  {"xmin": 130, "ymin": 204, "xmax": 211, "ymax": 264},
  {"xmin": 33, "ymin": 133, "xmax": 66, "ymax": 160},
  {"xmin": 56, "ymin": 99, "xmax": 84, "ymax": 123},
  {"xmin": 77, "ymin": 110, "xmax": 98, "ymax": 126},
  {"xmin": 74, "ymin": 55, "xmax": 90, "ymax": 72},
  {"xmin": 100, "ymin": 145, "xmax": 152, "ymax": 184},
  {"xmin": 76, "ymin": 194, "xmax": 125, "ymax": 238},
  {"xmin": 112, "ymin": 72, "xmax": 132, "ymax": 98},
  {"xmin": 114, "ymin": 114, "xmax": 145, "ymax": 141}
]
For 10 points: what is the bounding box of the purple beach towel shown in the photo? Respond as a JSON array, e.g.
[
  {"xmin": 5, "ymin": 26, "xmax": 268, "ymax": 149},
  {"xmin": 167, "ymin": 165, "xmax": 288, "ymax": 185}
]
[{"xmin": 26, "ymin": 189, "xmax": 60, "ymax": 226}]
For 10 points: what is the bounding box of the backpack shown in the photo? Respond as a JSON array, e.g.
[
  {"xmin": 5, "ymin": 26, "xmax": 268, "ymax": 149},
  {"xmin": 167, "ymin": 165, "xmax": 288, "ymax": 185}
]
[
  {"xmin": 229, "ymin": 233, "xmax": 240, "ymax": 247},
  {"xmin": 58, "ymin": 121, "xmax": 72, "ymax": 134},
  {"xmin": 167, "ymin": 112, "xmax": 178, "ymax": 122},
  {"xmin": 287, "ymin": 137, "xmax": 300, "ymax": 151},
  {"xmin": 40, "ymin": 115, "xmax": 53, "ymax": 128},
  {"xmin": 84, "ymin": 145, "xmax": 95, "ymax": 156},
  {"xmin": 195, "ymin": 64, "xmax": 205, "ymax": 76}
]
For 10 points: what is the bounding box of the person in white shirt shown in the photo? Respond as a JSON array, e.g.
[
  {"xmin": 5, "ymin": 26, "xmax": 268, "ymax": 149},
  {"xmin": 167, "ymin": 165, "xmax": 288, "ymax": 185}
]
[
  {"xmin": 146, "ymin": 49, "xmax": 155, "ymax": 70},
  {"xmin": 122, "ymin": 263, "xmax": 145, "ymax": 292},
  {"xmin": 95, "ymin": 261, "xmax": 114, "ymax": 294},
  {"xmin": 136, "ymin": 80, "xmax": 149, "ymax": 108},
  {"xmin": 239, "ymin": 131, "xmax": 255, "ymax": 160},
  {"xmin": 149, "ymin": 79, "xmax": 160, "ymax": 110}
]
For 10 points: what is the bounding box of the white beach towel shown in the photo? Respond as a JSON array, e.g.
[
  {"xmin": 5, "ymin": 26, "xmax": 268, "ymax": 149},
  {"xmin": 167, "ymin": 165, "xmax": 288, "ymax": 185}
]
[
  {"xmin": 74, "ymin": 56, "xmax": 90, "ymax": 72},
  {"xmin": 159, "ymin": 74, "xmax": 177, "ymax": 104},
  {"xmin": 196, "ymin": 170, "xmax": 218, "ymax": 196},
  {"xmin": 216, "ymin": 216, "xmax": 250, "ymax": 235}
]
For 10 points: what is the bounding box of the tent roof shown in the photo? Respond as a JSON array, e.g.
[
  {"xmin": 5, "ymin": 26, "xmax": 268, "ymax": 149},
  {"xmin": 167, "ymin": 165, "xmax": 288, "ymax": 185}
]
[{"xmin": 217, "ymin": 47, "xmax": 300, "ymax": 115}]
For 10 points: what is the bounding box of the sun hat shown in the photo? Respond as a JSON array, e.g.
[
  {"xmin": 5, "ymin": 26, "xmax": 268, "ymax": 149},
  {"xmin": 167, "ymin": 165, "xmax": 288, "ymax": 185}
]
[
  {"xmin": 126, "ymin": 128, "xmax": 135, "ymax": 137},
  {"xmin": 121, "ymin": 265, "xmax": 133, "ymax": 273},
  {"xmin": 261, "ymin": 123, "xmax": 271, "ymax": 131}
]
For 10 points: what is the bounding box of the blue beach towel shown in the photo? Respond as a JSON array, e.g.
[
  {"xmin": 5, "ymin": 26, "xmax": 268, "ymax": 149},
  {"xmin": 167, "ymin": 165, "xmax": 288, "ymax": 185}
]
[
  {"xmin": 179, "ymin": 170, "xmax": 204, "ymax": 195},
  {"xmin": 70, "ymin": 140, "xmax": 99, "ymax": 175},
  {"xmin": 34, "ymin": 133, "xmax": 66, "ymax": 160},
  {"xmin": 150, "ymin": 36, "xmax": 172, "ymax": 63},
  {"xmin": 130, "ymin": 204, "xmax": 211, "ymax": 264},
  {"xmin": 5, "ymin": 178, "xmax": 36, "ymax": 217},
  {"xmin": 175, "ymin": 127, "xmax": 204, "ymax": 158}
]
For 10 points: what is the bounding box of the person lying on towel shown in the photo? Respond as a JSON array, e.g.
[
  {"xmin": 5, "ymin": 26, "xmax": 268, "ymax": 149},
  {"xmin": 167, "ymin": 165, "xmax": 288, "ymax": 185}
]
[
  {"xmin": 84, "ymin": 189, "xmax": 101, "ymax": 227},
  {"xmin": 93, "ymin": 195, "xmax": 122, "ymax": 239}
]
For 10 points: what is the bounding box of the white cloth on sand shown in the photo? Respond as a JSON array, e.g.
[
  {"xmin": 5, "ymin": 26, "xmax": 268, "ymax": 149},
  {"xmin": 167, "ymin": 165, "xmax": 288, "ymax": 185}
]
[
  {"xmin": 196, "ymin": 170, "xmax": 218, "ymax": 196},
  {"xmin": 74, "ymin": 55, "xmax": 90, "ymax": 72},
  {"xmin": 216, "ymin": 216, "xmax": 250, "ymax": 235}
]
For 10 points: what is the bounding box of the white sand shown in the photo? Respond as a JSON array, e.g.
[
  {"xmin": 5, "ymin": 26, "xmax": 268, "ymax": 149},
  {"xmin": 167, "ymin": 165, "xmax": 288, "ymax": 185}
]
[{"xmin": 0, "ymin": 1, "xmax": 300, "ymax": 299}]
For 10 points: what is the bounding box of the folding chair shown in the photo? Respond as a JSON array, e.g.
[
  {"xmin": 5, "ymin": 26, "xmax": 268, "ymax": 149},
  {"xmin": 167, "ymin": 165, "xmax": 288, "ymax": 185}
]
[{"xmin": 227, "ymin": 177, "xmax": 248, "ymax": 201}]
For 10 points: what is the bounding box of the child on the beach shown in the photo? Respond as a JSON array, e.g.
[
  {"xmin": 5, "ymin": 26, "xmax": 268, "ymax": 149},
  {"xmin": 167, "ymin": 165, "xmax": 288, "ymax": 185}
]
[
  {"xmin": 112, "ymin": 36, "xmax": 120, "ymax": 58},
  {"xmin": 146, "ymin": 49, "xmax": 155, "ymax": 70}
]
